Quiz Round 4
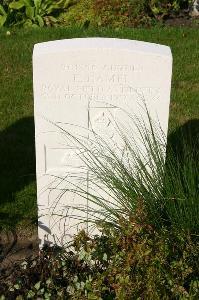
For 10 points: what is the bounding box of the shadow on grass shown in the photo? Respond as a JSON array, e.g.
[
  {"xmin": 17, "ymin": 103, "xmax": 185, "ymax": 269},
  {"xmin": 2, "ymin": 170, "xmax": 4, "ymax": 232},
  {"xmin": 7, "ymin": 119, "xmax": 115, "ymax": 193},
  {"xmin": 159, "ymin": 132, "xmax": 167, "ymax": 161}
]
[
  {"xmin": 167, "ymin": 119, "xmax": 199, "ymax": 162},
  {"xmin": 0, "ymin": 117, "xmax": 36, "ymax": 229},
  {"xmin": 163, "ymin": 119, "xmax": 199, "ymax": 231}
]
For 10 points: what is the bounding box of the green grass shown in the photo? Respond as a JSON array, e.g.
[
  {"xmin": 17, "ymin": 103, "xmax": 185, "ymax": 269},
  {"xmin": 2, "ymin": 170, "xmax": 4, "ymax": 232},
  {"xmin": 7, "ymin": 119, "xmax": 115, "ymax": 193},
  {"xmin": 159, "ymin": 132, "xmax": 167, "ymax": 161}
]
[{"xmin": 0, "ymin": 26, "xmax": 198, "ymax": 230}]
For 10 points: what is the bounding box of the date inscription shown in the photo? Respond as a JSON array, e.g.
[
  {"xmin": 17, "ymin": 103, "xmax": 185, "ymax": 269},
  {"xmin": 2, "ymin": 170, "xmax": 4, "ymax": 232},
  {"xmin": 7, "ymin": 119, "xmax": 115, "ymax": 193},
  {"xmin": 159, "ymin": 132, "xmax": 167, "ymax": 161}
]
[{"xmin": 39, "ymin": 64, "xmax": 160, "ymax": 102}]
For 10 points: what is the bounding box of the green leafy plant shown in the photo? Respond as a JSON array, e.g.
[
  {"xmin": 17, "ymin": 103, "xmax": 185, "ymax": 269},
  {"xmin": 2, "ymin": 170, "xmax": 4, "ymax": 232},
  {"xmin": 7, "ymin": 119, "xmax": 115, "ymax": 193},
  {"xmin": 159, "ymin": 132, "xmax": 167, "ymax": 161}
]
[
  {"xmin": 0, "ymin": 0, "xmax": 74, "ymax": 27},
  {"xmin": 0, "ymin": 1, "xmax": 13, "ymax": 27},
  {"xmin": 148, "ymin": 0, "xmax": 192, "ymax": 19},
  {"xmin": 10, "ymin": 0, "xmax": 74, "ymax": 27},
  {"xmin": 0, "ymin": 4, "xmax": 8, "ymax": 27},
  {"xmin": 0, "ymin": 226, "xmax": 198, "ymax": 299}
]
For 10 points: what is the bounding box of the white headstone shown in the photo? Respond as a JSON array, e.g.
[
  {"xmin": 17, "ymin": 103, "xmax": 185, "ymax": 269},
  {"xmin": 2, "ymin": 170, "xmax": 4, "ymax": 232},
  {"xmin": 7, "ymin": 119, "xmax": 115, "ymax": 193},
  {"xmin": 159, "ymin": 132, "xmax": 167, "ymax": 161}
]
[
  {"xmin": 33, "ymin": 38, "xmax": 172, "ymax": 247},
  {"xmin": 190, "ymin": 0, "xmax": 199, "ymax": 16}
]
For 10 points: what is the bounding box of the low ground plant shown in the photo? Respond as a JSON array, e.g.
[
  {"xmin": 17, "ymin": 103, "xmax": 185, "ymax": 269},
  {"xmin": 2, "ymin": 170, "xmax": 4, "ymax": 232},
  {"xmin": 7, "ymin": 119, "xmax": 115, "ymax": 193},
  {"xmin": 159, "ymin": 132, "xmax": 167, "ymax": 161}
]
[{"xmin": 0, "ymin": 224, "xmax": 198, "ymax": 299}]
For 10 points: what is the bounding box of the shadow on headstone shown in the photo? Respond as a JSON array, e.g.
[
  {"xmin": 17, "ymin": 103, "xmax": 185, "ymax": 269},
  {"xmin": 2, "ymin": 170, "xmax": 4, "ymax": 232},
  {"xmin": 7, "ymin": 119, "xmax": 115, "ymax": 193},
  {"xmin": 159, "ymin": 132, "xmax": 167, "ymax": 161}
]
[{"xmin": 0, "ymin": 117, "xmax": 36, "ymax": 228}]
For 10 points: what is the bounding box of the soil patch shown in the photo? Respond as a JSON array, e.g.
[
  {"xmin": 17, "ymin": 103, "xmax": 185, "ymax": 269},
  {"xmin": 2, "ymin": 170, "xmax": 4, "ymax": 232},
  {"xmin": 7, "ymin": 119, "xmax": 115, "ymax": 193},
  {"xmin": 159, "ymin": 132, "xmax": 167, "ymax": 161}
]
[
  {"xmin": 0, "ymin": 226, "xmax": 39, "ymax": 279},
  {"xmin": 164, "ymin": 15, "xmax": 199, "ymax": 27}
]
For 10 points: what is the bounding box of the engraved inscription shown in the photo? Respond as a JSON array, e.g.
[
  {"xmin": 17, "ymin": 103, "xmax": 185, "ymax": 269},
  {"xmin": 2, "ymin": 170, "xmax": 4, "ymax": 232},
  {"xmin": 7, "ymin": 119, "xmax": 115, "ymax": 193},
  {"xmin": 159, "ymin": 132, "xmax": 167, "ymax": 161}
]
[
  {"xmin": 39, "ymin": 63, "xmax": 160, "ymax": 103},
  {"xmin": 61, "ymin": 64, "xmax": 143, "ymax": 72},
  {"xmin": 45, "ymin": 147, "xmax": 85, "ymax": 173},
  {"xmin": 73, "ymin": 73, "xmax": 127, "ymax": 84},
  {"xmin": 41, "ymin": 83, "xmax": 160, "ymax": 102},
  {"xmin": 89, "ymin": 108, "xmax": 118, "ymax": 143}
]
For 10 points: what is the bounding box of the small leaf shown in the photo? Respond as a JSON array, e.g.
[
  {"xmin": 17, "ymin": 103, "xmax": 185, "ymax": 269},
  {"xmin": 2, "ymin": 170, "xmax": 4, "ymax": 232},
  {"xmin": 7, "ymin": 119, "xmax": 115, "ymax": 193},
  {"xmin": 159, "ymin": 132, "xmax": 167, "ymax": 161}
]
[
  {"xmin": 44, "ymin": 292, "xmax": 51, "ymax": 300},
  {"xmin": 14, "ymin": 284, "xmax": 20, "ymax": 290},
  {"xmin": 26, "ymin": 6, "xmax": 34, "ymax": 19},
  {"xmin": 36, "ymin": 15, "xmax": 44, "ymax": 27},
  {"xmin": 39, "ymin": 288, "xmax": 45, "ymax": 294},
  {"xmin": 0, "ymin": 15, "xmax": 7, "ymax": 27},
  {"xmin": 34, "ymin": 281, "xmax": 41, "ymax": 290},
  {"xmin": 47, "ymin": 15, "xmax": 58, "ymax": 23},
  {"xmin": 61, "ymin": 260, "xmax": 66, "ymax": 266},
  {"xmin": 9, "ymin": 1, "xmax": 25, "ymax": 10},
  {"xmin": 32, "ymin": 23, "xmax": 39, "ymax": 28},
  {"xmin": 46, "ymin": 5, "xmax": 57, "ymax": 15},
  {"xmin": 23, "ymin": 0, "xmax": 33, "ymax": 6},
  {"xmin": 23, "ymin": 19, "xmax": 33, "ymax": 27},
  {"xmin": 46, "ymin": 278, "xmax": 52, "ymax": 286},
  {"xmin": 0, "ymin": 4, "xmax": 6, "ymax": 15},
  {"xmin": 58, "ymin": 0, "xmax": 72, "ymax": 9},
  {"xmin": 103, "ymin": 253, "xmax": 108, "ymax": 261},
  {"xmin": 27, "ymin": 290, "xmax": 35, "ymax": 298},
  {"xmin": 34, "ymin": 0, "xmax": 41, "ymax": 11},
  {"xmin": 151, "ymin": 7, "xmax": 160, "ymax": 15},
  {"xmin": 31, "ymin": 260, "xmax": 37, "ymax": 267},
  {"xmin": 21, "ymin": 261, "xmax": 28, "ymax": 269}
]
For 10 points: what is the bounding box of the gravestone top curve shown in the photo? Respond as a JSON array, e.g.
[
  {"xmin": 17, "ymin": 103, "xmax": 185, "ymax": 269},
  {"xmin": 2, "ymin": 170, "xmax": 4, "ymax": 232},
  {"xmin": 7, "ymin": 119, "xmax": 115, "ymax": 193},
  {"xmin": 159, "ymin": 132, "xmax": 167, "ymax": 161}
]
[{"xmin": 33, "ymin": 37, "xmax": 172, "ymax": 58}]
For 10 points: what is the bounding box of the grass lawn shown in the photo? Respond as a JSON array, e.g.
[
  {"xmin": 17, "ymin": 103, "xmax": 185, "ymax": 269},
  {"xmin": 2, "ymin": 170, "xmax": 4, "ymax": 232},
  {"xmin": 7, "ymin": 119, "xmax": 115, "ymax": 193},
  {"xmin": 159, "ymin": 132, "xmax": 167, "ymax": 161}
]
[{"xmin": 0, "ymin": 26, "xmax": 198, "ymax": 231}]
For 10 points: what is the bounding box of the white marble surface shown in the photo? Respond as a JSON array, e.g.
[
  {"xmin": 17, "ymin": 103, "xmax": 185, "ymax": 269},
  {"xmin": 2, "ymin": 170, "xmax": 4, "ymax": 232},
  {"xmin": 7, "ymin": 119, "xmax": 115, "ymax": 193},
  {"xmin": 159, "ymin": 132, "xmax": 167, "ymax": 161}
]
[
  {"xmin": 190, "ymin": 1, "xmax": 199, "ymax": 16},
  {"xmin": 33, "ymin": 38, "xmax": 172, "ymax": 247}
]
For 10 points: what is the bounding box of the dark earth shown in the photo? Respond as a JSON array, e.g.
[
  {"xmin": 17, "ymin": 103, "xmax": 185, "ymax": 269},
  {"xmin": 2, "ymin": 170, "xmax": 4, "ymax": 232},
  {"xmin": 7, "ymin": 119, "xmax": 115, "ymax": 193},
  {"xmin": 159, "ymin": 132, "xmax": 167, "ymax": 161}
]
[
  {"xmin": 164, "ymin": 14, "xmax": 199, "ymax": 27},
  {"xmin": 0, "ymin": 226, "xmax": 39, "ymax": 282}
]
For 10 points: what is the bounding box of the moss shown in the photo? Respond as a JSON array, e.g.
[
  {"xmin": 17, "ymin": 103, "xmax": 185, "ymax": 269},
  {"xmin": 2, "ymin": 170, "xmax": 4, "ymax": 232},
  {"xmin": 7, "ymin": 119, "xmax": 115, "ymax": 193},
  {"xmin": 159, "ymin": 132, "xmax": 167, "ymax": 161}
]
[
  {"xmin": 58, "ymin": 0, "xmax": 151, "ymax": 28},
  {"xmin": 58, "ymin": 0, "xmax": 95, "ymax": 28},
  {"xmin": 93, "ymin": 0, "xmax": 150, "ymax": 27}
]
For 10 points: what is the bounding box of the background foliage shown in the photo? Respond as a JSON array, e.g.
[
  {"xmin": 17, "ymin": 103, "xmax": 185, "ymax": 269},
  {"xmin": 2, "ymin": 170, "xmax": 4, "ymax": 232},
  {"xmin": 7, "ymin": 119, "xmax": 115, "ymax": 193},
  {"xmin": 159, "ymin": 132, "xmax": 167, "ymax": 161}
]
[
  {"xmin": 0, "ymin": 0, "xmax": 194, "ymax": 28},
  {"xmin": 0, "ymin": 0, "xmax": 75, "ymax": 28},
  {"xmin": 149, "ymin": 0, "xmax": 192, "ymax": 18}
]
